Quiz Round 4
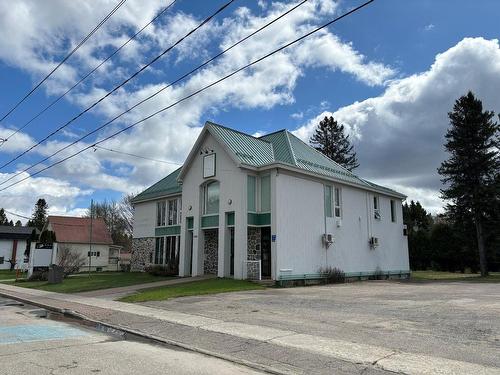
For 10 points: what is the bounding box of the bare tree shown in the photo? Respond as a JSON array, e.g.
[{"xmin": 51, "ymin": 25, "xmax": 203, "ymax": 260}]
[
  {"xmin": 119, "ymin": 194, "xmax": 134, "ymax": 236},
  {"xmin": 57, "ymin": 245, "xmax": 86, "ymax": 276}
]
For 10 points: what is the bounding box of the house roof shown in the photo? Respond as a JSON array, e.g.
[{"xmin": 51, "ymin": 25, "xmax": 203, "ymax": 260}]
[
  {"xmin": 0, "ymin": 225, "xmax": 37, "ymax": 240},
  {"xmin": 131, "ymin": 167, "xmax": 182, "ymax": 203},
  {"xmin": 47, "ymin": 216, "xmax": 113, "ymax": 245},
  {"xmin": 134, "ymin": 121, "xmax": 405, "ymax": 202}
]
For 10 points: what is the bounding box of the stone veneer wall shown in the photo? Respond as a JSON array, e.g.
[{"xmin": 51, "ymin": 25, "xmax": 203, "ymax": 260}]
[
  {"xmin": 203, "ymin": 229, "xmax": 218, "ymax": 274},
  {"xmin": 131, "ymin": 237, "xmax": 155, "ymax": 271},
  {"xmin": 246, "ymin": 227, "xmax": 261, "ymax": 279}
]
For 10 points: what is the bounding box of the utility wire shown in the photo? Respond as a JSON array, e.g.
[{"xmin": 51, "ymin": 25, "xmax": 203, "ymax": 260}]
[
  {"xmin": 0, "ymin": 0, "xmax": 177, "ymax": 147},
  {"xmin": 2, "ymin": 209, "xmax": 31, "ymax": 221},
  {"xmin": 0, "ymin": 0, "xmax": 374, "ymax": 193},
  {"xmin": 0, "ymin": 0, "xmax": 127, "ymax": 125},
  {"xmin": 0, "ymin": 0, "xmax": 308, "ymax": 186},
  {"xmin": 93, "ymin": 145, "xmax": 182, "ymax": 165},
  {"xmin": 0, "ymin": 0, "xmax": 235, "ymax": 171}
]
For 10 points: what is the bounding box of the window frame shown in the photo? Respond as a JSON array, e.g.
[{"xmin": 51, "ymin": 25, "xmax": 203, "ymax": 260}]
[
  {"xmin": 156, "ymin": 201, "xmax": 166, "ymax": 227},
  {"xmin": 390, "ymin": 199, "xmax": 397, "ymax": 222},
  {"xmin": 334, "ymin": 186, "xmax": 342, "ymax": 218},
  {"xmin": 203, "ymin": 181, "xmax": 220, "ymax": 215},
  {"xmin": 373, "ymin": 196, "xmax": 381, "ymax": 220}
]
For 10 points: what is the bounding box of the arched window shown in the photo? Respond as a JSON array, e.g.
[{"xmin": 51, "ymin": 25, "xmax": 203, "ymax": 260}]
[{"xmin": 204, "ymin": 181, "xmax": 219, "ymax": 215}]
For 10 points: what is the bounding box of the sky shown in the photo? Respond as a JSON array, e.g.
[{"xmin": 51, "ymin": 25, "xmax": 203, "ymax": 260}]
[{"xmin": 0, "ymin": 0, "xmax": 499, "ymax": 222}]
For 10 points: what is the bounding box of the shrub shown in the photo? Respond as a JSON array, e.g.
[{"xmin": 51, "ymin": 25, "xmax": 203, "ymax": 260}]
[
  {"xmin": 145, "ymin": 264, "xmax": 177, "ymax": 277},
  {"xmin": 319, "ymin": 266, "xmax": 345, "ymax": 284},
  {"xmin": 120, "ymin": 264, "xmax": 131, "ymax": 272},
  {"xmin": 28, "ymin": 271, "xmax": 48, "ymax": 281},
  {"xmin": 57, "ymin": 245, "xmax": 86, "ymax": 277}
]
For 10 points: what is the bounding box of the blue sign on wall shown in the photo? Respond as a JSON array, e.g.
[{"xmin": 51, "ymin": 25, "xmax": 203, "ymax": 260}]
[{"xmin": 271, "ymin": 234, "xmax": 276, "ymax": 242}]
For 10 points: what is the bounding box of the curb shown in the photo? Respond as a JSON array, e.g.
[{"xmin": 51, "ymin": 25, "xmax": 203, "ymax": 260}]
[{"xmin": 0, "ymin": 290, "xmax": 294, "ymax": 375}]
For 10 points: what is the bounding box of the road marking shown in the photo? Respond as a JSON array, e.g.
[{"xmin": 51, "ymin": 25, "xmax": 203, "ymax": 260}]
[{"xmin": 0, "ymin": 324, "xmax": 88, "ymax": 344}]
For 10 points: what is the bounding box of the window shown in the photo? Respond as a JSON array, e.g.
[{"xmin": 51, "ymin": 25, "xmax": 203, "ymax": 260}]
[
  {"xmin": 261, "ymin": 175, "xmax": 271, "ymax": 212},
  {"xmin": 204, "ymin": 181, "xmax": 220, "ymax": 215},
  {"xmin": 373, "ymin": 196, "xmax": 381, "ymax": 220},
  {"xmin": 324, "ymin": 185, "xmax": 333, "ymax": 217},
  {"xmin": 157, "ymin": 201, "xmax": 166, "ymax": 226},
  {"xmin": 203, "ymin": 154, "xmax": 216, "ymax": 178},
  {"xmin": 168, "ymin": 199, "xmax": 178, "ymax": 225},
  {"xmin": 87, "ymin": 251, "xmax": 100, "ymax": 257},
  {"xmin": 334, "ymin": 187, "xmax": 342, "ymax": 218},
  {"xmin": 247, "ymin": 175, "xmax": 256, "ymax": 212},
  {"xmin": 0, "ymin": 256, "xmax": 4, "ymax": 264},
  {"xmin": 154, "ymin": 237, "xmax": 165, "ymax": 264},
  {"xmin": 390, "ymin": 200, "xmax": 397, "ymax": 222},
  {"xmin": 165, "ymin": 236, "xmax": 178, "ymax": 264}
]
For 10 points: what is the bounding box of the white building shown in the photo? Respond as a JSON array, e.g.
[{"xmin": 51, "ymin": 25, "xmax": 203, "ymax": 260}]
[
  {"xmin": 36, "ymin": 216, "xmax": 116, "ymax": 272},
  {"xmin": 0, "ymin": 226, "xmax": 36, "ymax": 270},
  {"xmin": 131, "ymin": 121, "xmax": 410, "ymax": 282}
]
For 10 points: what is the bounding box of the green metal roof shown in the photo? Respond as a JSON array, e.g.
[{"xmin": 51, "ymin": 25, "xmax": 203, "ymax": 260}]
[
  {"xmin": 206, "ymin": 121, "xmax": 274, "ymax": 166},
  {"xmin": 135, "ymin": 122, "xmax": 405, "ymax": 202},
  {"xmin": 132, "ymin": 167, "xmax": 182, "ymax": 203}
]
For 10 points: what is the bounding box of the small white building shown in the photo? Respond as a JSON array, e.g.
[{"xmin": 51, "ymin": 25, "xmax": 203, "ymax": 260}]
[
  {"xmin": 39, "ymin": 216, "xmax": 115, "ymax": 272},
  {"xmin": 0, "ymin": 226, "xmax": 36, "ymax": 270},
  {"xmin": 131, "ymin": 121, "xmax": 410, "ymax": 282}
]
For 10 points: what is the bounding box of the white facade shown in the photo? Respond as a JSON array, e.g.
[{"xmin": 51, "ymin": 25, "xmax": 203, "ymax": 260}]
[
  {"xmin": 132, "ymin": 123, "xmax": 410, "ymax": 281},
  {"xmin": 0, "ymin": 239, "xmax": 28, "ymax": 270}
]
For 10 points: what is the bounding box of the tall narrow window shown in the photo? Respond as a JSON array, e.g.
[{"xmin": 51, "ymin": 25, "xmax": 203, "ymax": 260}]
[
  {"xmin": 154, "ymin": 237, "xmax": 165, "ymax": 265},
  {"xmin": 204, "ymin": 181, "xmax": 220, "ymax": 215},
  {"xmin": 156, "ymin": 201, "xmax": 166, "ymax": 226},
  {"xmin": 261, "ymin": 175, "xmax": 271, "ymax": 212},
  {"xmin": 168, "ymin": 199, "xmax": 177, "ymax": 225},
  {"xmin": 390, "ymin": 200, "xmax": 396, "ymax": 222},
  {"xmin": 334, "ymin": 187, "xmax": 342, "ymax": 218},
  {"xmin": 324, "ymin": 185, "xmax": 333, "ymax": 217},
  {"xmin": 165, "ymin": 236, "xmax": 178, "ymax": 265},
  {"xmin": 247, "ymin": 175, "xmax": 256, "ymax": 212},
  {"xmin": 373, "ymin": 196, "xmax": 381, "ymax": 220}
]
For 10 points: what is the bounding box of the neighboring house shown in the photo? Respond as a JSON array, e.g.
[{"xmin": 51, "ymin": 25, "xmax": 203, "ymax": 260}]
[
  {"xmin": 131, "ymin": 121, "xmax": 410, "ymax": 281},
  {"xmin": 0, "ymin": 226, "xmax": 36, "ymax": 270},
  {"xmin": 41, "ymin": 216, "xmax": 115, "ymax": 272}
]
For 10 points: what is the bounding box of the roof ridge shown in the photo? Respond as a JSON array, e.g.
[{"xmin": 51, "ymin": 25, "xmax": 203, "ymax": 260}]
[
  {"xmin": 285, "ymin": 130, "xmax": 364, "ymax": 180},
  {"xmin": 206, "ymin": 121, "xmax": 272, "ymax": 144},
  {"xmin": 284, "ymin": 130, "xmax": 298, "ymax": 166},
  {"xmin": 259, "ymin": 128, "xmax": 287, "ymax": 138}
]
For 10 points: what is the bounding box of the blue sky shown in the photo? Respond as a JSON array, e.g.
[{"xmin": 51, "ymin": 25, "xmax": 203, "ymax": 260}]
[{"xmin": 0, "ymin": 0, "xmax": 500, "ymax": 220}]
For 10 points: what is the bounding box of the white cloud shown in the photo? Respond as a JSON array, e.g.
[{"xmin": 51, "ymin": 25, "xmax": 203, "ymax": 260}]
[
  {"xmin": 294, "ymin": 37, "xmax": 500, "ymax": 213},
  {"xmin": 424, "ymin": 24, "xmax": 435, "ymax": 31}
]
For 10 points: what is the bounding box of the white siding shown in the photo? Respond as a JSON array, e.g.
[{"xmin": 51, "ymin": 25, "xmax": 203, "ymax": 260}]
[
  {"xmin": 133, "ymin": 201, "xmax": 156, "ymax": 238},
  {"xmin": 58, "ymin": 243, "xmax": 110, "ymax": 270},
  {"xmin": 275, "ymin": 171, "xmax": 409, "ymax": 277},
  {"xmin": 0, "ymin": 239, "xmax": 28, "ymax": 270}
]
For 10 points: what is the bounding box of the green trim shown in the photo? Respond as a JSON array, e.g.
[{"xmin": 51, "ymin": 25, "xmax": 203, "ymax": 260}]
[
  {"xmin": 155, "ymin": 226, "xmax": 181, "ymax": 236},
  {"xmin": 247, "ymin": 212, "xmax": 271, "ymax": 226},
  {"xmin": 186, "ymin": 217, "xmax": 194, "ymax": 230},
  {"xmin": 201, "ymin": 214, "xmax": 219, "ymax": 228},
  {"xmin": 226, "ymin": 212, "xmax": 235, "ymax": 226}
]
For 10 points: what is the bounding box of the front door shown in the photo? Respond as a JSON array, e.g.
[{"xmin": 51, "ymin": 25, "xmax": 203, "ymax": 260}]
[{"xmin": 261, "ymin": 227, "xmax": 271, "ymax": 277}]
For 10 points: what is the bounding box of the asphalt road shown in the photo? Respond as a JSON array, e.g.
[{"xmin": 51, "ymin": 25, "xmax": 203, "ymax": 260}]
[
  {"xmin": 0, "ymin": 297, "xmax": 263, "ymax": 375},
  {"xmin": 144, "ymin": 280, "xmax": 500, "ymax": 372}
]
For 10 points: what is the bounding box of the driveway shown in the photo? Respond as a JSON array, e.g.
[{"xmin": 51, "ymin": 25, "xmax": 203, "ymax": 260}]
[{"xmin": 143, "ymin": 280, "xmax": 500, "ymax": 371}]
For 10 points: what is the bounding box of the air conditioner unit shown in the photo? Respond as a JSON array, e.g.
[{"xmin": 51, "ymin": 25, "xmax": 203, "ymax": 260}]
[
  {"xmin": 369, "ymin": 237, "xmax": 379, "ymax": 248},
  {"xmin": 323, "ymin": 233, "xmax": 334, "ymax": 247}
]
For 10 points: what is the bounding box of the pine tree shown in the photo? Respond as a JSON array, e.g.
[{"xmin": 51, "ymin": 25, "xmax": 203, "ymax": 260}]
[
  {"xmin": 27, "ymin": 199, "xmax": 49, "ymax": 231},
  {"xmin": 310, "ymin": 116, "xmax": 359, "ymax": 171},
  {"xmin": 438, "ymin": 92, "xmax": 499, "ymax": 276},
  {"xmin": 0, "ymin": 208, "xmax": 8, "ymax": 225}
]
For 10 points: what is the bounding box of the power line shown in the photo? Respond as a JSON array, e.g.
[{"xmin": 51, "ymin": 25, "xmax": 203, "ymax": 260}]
[
  {"xmin": 0, "ymin": 0, "xmax": 375, "ymax": 193},
  {"xmin": 93, "ymin": 145, "xmax": 182, "ymax": 165},
  {"xmin": 0, "ymin": 0, "xmax": 309, "ymax": 187},
  {"xmin": 0, "ymin": 0, "xmax": 234, "ymax": 171},
  {"xmin": 2, "ymin": 209, "xmax": 31, "ymax": 221},
  {"xmin": 0, "ymin": 0, "xmax": 127, "ymax": 125},
  {"xmin": 0, "ymin": 0, "xmax": 177, "ymax": 147}
]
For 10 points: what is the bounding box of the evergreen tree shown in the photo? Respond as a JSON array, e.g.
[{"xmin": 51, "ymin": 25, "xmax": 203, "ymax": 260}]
[
  {"xmin": 0, "ymin": 208, "xmax": 8, "ymax": 225},
  {"xmin": 27, "ymin": 199, "xmax": 49, "ymax": 231},
  {"xmin": 15, "ymin": 220, "xmax": 22, "ymax": 226},
  {"xmin": 438, "ymin": 92, "xmax": 499, "ymax": 276},
  {"xmin": 310, "ymin": 116, "xmax": 359, "ymax": 171}
]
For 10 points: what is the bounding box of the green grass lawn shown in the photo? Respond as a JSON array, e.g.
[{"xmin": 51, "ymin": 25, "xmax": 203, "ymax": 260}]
[
  {"xmin": 120, "ymin": 278, "xmax": 265, "ymax": 303},
  {"xmin": 411, "ymin": 270, "xmax": 500, "ymax": 283},
  {"xmin": 2, "ymin": 272, "xmax": 174, "ymax": 293},
  {"xmin": 0, "ymin": 269, "xmax": 17, "ymax": 280}
]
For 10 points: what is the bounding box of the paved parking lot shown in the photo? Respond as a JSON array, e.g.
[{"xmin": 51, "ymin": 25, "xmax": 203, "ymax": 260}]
[{"xmin": 144, "ymin": 280, "xmax": 500, "ymax": 371}]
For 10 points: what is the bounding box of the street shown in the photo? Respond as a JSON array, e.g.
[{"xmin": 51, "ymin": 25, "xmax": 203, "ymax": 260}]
[{"xmin": 0, "ymin": 297, "xmax": 263, "ymax": 375}]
